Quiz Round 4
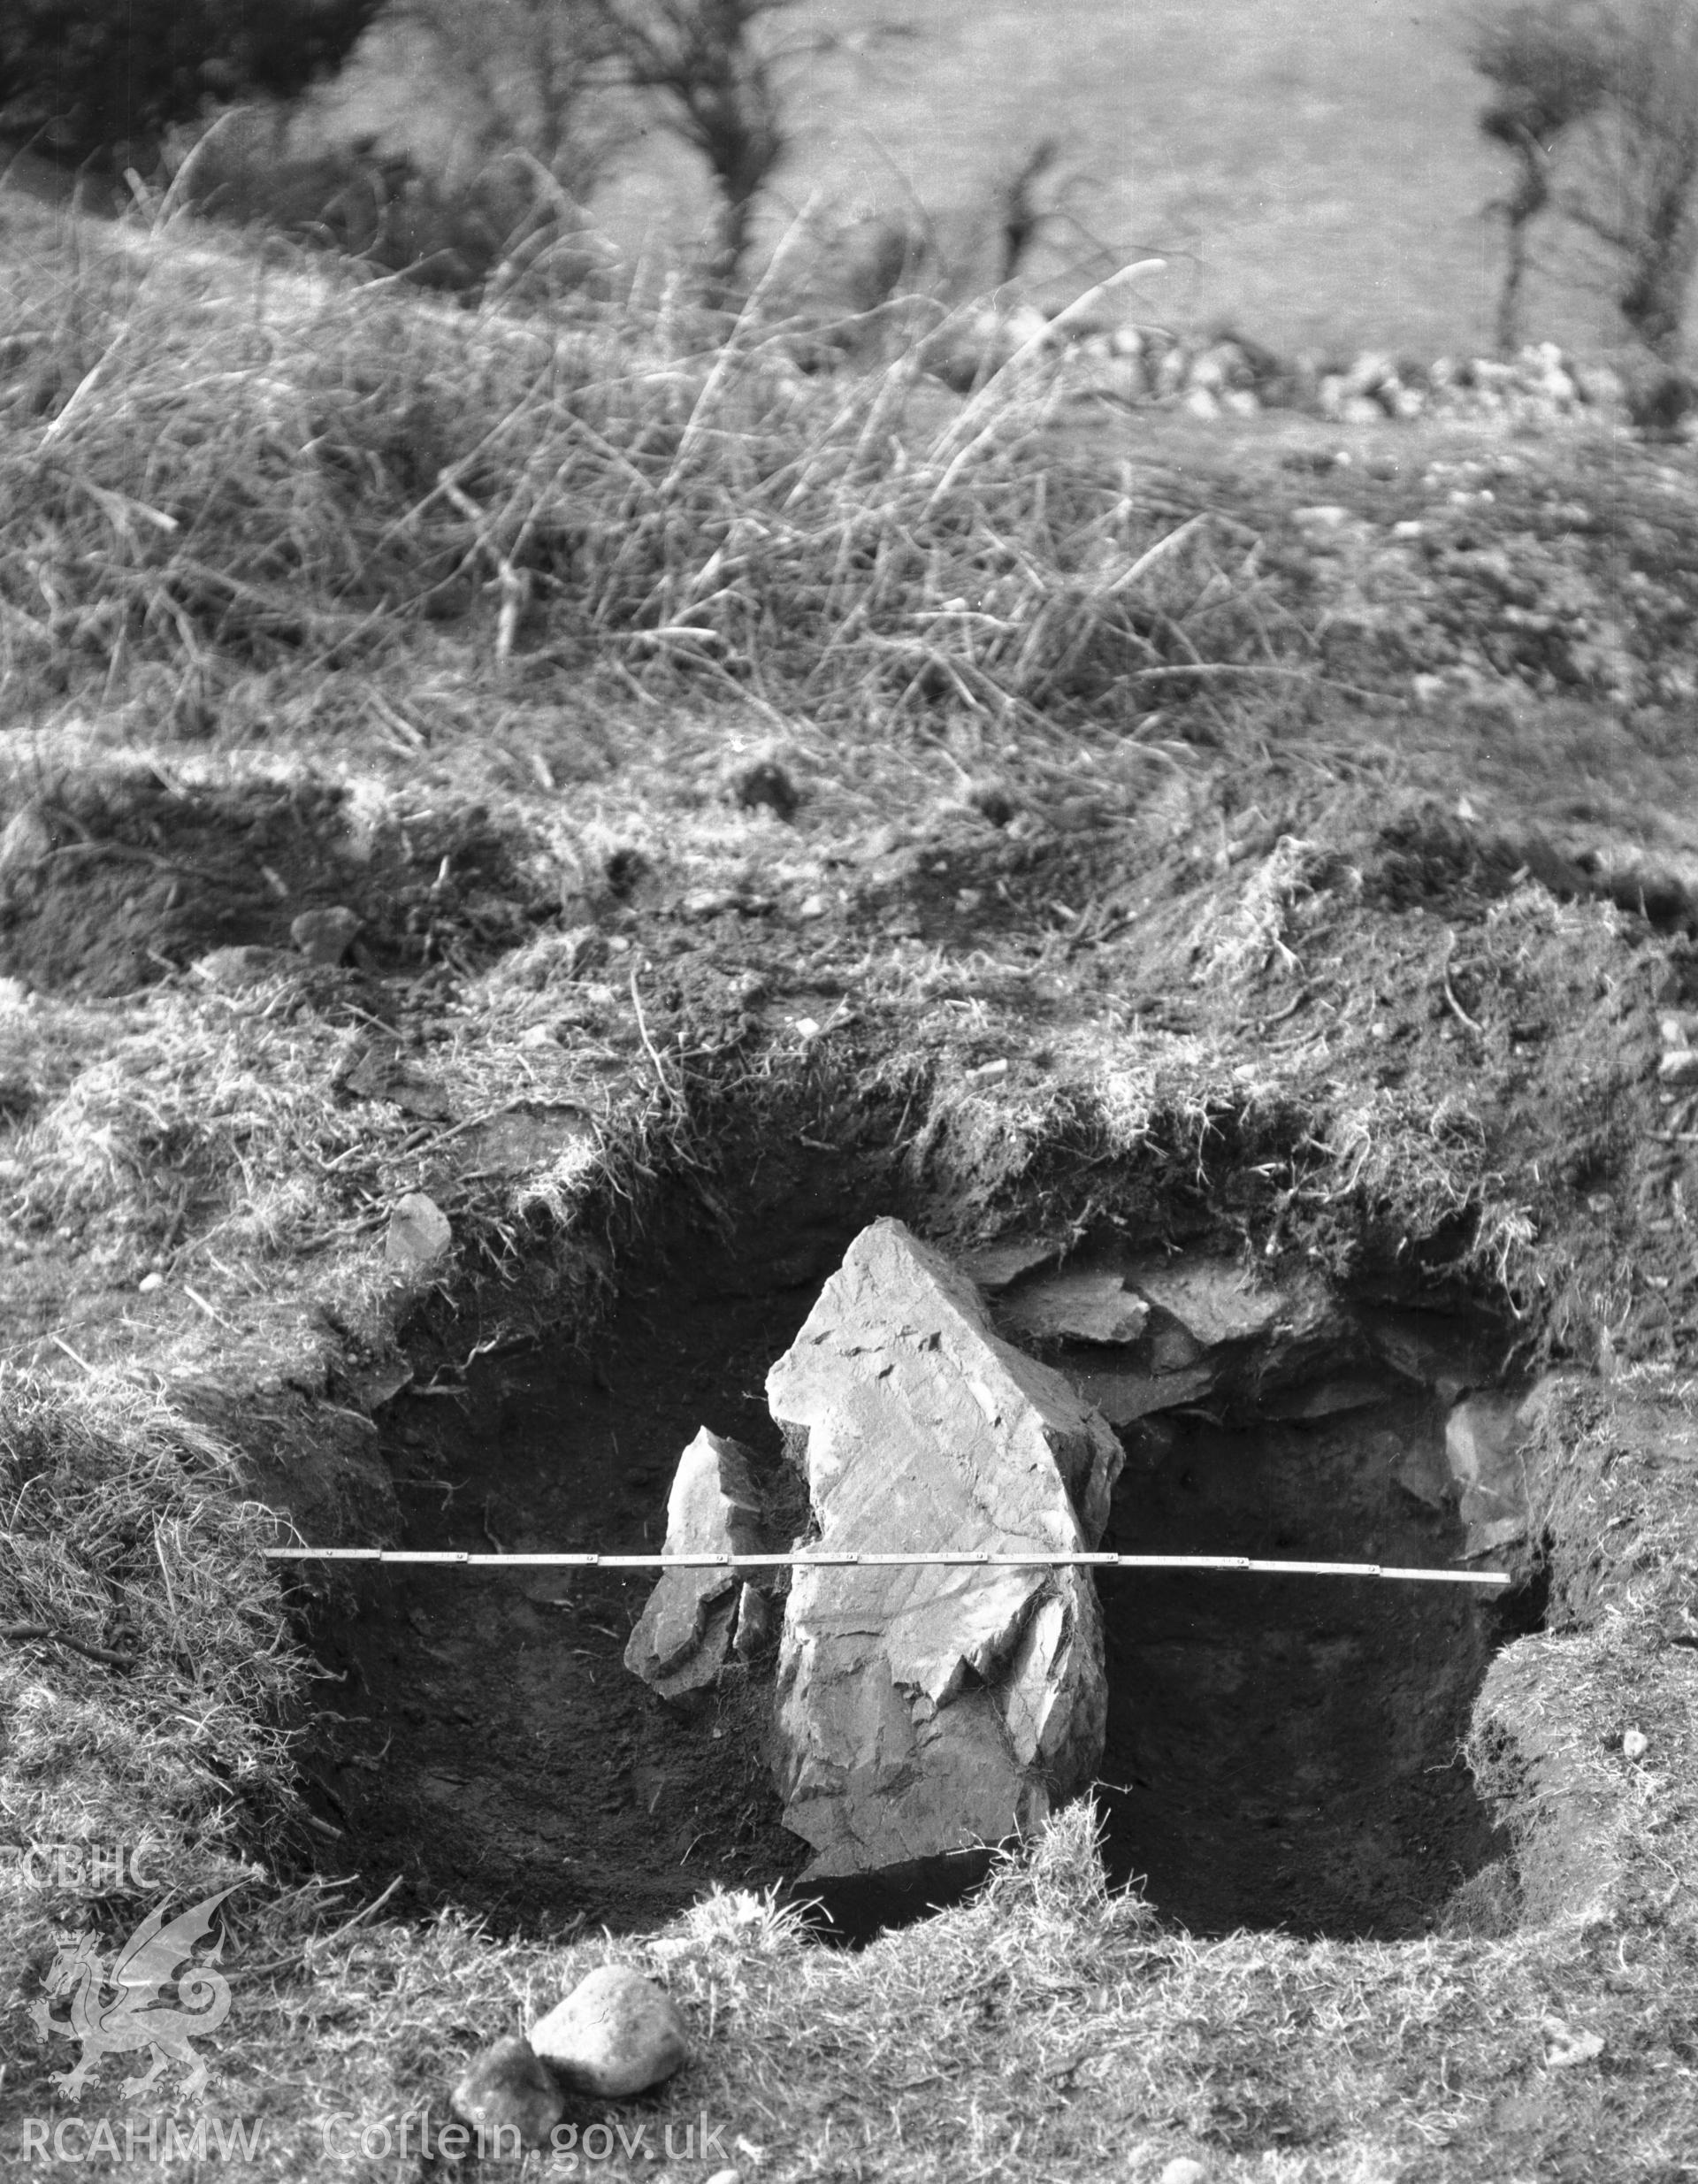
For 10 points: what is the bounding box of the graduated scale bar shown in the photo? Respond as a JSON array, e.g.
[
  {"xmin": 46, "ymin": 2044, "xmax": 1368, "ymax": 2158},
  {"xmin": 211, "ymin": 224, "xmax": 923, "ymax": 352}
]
[{"xmin": 262, "ymin": 1547, "xmax": 1511, "ymax": 1587}]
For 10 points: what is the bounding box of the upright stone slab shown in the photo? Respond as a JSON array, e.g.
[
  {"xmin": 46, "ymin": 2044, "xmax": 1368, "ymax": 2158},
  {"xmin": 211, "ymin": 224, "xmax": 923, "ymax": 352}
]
[
  {"xmin": 766, "ymin": 1219, "xmax": 1122, "ymax": 1903},
  {"xmin": 1446, "ymin": 1390, "xmax": 1534, "ymax": 1557},
  {"xmin": 624, "ymin": 1429, "xmax": 766, "ymax": 1705}
]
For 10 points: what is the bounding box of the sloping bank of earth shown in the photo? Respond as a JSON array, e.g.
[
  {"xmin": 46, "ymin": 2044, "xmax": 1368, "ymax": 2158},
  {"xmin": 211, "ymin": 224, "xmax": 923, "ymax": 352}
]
[{"xmin": 5, "ymin": 715, "xmax": 1698, "ymax": 2171}]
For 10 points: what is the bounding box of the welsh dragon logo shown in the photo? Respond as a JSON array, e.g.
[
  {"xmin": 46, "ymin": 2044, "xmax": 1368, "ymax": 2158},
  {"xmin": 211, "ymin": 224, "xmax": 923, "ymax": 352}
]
[{"xmin": 31, "ymin": 1887, "xmax": 236, "ymax": 2102}]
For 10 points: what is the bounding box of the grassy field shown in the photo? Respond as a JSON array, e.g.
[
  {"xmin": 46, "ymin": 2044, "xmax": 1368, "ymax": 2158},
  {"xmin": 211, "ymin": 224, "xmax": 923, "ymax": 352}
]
[{"xmin": 313, "ymin": 0, "xmax": 1622, "ymax": 359}]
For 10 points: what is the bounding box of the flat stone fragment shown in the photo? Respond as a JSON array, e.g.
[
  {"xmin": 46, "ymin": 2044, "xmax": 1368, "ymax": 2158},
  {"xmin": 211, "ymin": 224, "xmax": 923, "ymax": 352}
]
[
  {"xmin": 996, "ymin": 1268, "xmax": 1150, "ymax": 1345},
  {"xmin": 1064, "ymin": 1361, "xmax": 1218, "ymax": 1426},
  {"xmin": 530, "ymin": 1966, "xmax": 691, "ymax": 2097},
  {"xmin": 765, "ymin": 1218, "xmax": 1122, "ymax": 1895},
  {"xmin": 1122, "ymin": 1255, "xmax": 1284, "ymax": 1349},
  {"xmin": 1446, "ymin": 1391, "xmax": 1532, "ymax": 1555},
  {"xmin": 385, "ymin": 1191, "xmax": 452, "ymax": 1275},
  {"xmin": 624, "ymin": 1429, "xmax": 766, "ymax": 1702},
  {"xmin": 450, "ymin": 2036, "xmax": 565, "ymax": 2150},
  {"xmin": 957, "ymin": 1235, "xmax": 1066, "ymax": 1292},
  {"xmin": 1039, "ymin": 1261, "xmax": 1344, "ymax": 1427},
  {"xmin": 1358, "ymin": 1306, "xmax": 1493, "ymax": 1397},
  {"xmin": 731, "ymin": 1580, "xmax": 770, "ymax": 1658}
]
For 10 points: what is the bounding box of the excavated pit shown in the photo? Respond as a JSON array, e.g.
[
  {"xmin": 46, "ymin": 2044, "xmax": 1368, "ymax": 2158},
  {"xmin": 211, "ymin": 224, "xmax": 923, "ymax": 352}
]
[
  {"xmin": 302, "ymin": 1158, "xmax": 1536, "ymax": 1943},
  {"xmin": 1094, "ymin": 1370, "xmax": 1531, "ymax": 1939},
  {"xmin": 302, "ymin": 1153, "xmax": 876, "ymax": 1938}
]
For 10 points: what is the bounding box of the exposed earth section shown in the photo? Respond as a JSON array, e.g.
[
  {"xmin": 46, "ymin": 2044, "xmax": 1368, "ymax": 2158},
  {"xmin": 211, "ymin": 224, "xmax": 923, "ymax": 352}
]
[{"xmin": 296, "ymin": 1176, "xmax": 1545, "ymax": 1944}]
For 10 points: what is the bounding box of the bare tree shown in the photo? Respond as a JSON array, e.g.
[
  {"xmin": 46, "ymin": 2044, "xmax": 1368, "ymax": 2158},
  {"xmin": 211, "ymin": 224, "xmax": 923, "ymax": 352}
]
[
  {"xmin": 1568, "ymin": 0, "xmax": 1698, "ymax": 356},
  {"xmin": 394, "ymin": 0, "xmax": 620, "ymax": 197},
  {"xmin": 995, "ymin": 138, "xmax": 1060, "ymax": 286},
  {"xmin": 1469, "ymin": 1, "xmax": 1610, "ymax": 351},
  {"xmin": 585, "ymin": 0, "xmax": 793, "ymax": 288},
  {"xmin": 1471, "ymin": 0, "xmax": 1698, "ymax": 358}
]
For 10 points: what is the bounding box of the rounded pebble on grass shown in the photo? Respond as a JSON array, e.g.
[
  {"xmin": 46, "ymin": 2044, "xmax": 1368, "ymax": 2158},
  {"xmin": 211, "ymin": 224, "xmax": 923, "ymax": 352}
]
[
  {"xmin": 702, "ymin": 2171, "xmax": 740, "ymax": 2184},
  {"xmin": 1157, "ymin": 2160, "xmax": 1210, "ymax": 2184},
  {"xmin": 530, "ymin": 1965, "xmax": 690, "ymax": 2097}
]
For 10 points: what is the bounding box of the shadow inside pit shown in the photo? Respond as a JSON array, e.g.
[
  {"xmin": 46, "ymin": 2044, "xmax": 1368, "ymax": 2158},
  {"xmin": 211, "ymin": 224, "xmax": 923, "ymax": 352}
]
[
  {"xmin": 302, "ymin": 1143, "xmax": 895, "ymax": 1937},
  {"xmin": 1095, "ymin": 1348, "xmax": 1535, "ymax": 1941},
  {"xmin": 300, "ymin": 1156, "xmax": 1536, "ymax": 1947}
]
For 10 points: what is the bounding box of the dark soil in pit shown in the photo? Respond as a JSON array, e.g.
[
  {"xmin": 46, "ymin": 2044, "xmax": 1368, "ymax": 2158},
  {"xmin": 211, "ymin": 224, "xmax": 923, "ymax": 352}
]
[
  {"xmin": 1097, "ymin": 1330, "xmax": 1533, "ymax": 1940},
  {"xmin": 302, "ymin": 1153, "xmax": 1535, "ymax": 1944},
  {"xmin": 302, "ymin": 1154, "xmax": 895, "ymax": 1936}
]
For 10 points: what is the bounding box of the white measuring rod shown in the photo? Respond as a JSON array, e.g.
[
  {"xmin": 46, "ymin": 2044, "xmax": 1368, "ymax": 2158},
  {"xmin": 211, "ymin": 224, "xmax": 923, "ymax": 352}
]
[{"xmin": 261, "ymin": 1547, "xmax": 1512, "ymax": 1586}]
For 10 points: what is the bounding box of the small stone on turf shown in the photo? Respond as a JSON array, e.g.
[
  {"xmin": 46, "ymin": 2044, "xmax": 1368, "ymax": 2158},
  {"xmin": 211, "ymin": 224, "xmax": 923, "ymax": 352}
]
[
  {"xmin": 288, "ymin": 905, "xmax": 362, "ymax": 965},
  {"xmin": 530, "ymin": 1965, "xmax": 690, "ymax": 2097}
]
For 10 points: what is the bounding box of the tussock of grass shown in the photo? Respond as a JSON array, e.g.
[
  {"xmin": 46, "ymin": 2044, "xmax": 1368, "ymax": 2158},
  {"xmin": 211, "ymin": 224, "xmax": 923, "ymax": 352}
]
[
  {"xmin": 0, "ymin": 202, "xmax": 1283, "ymax": 749},
  {"xmin": 133, "ymin": 1779, "xmax": 1695, "ymax": 2180},
  {"xmin": 4, "ymin": 945, "xmax": 647, "ymax": 1312},
  {"xmin": 0, "ymin": 1372, "xmax": 302, "ymax": 1974},
  {"xmin": 12, "ymin": 999, "xmax": 367, "ymax": 1267},
  {"xmin": 1192, "ymin": 832, "xmax": 1342, "ymax": 985}
]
